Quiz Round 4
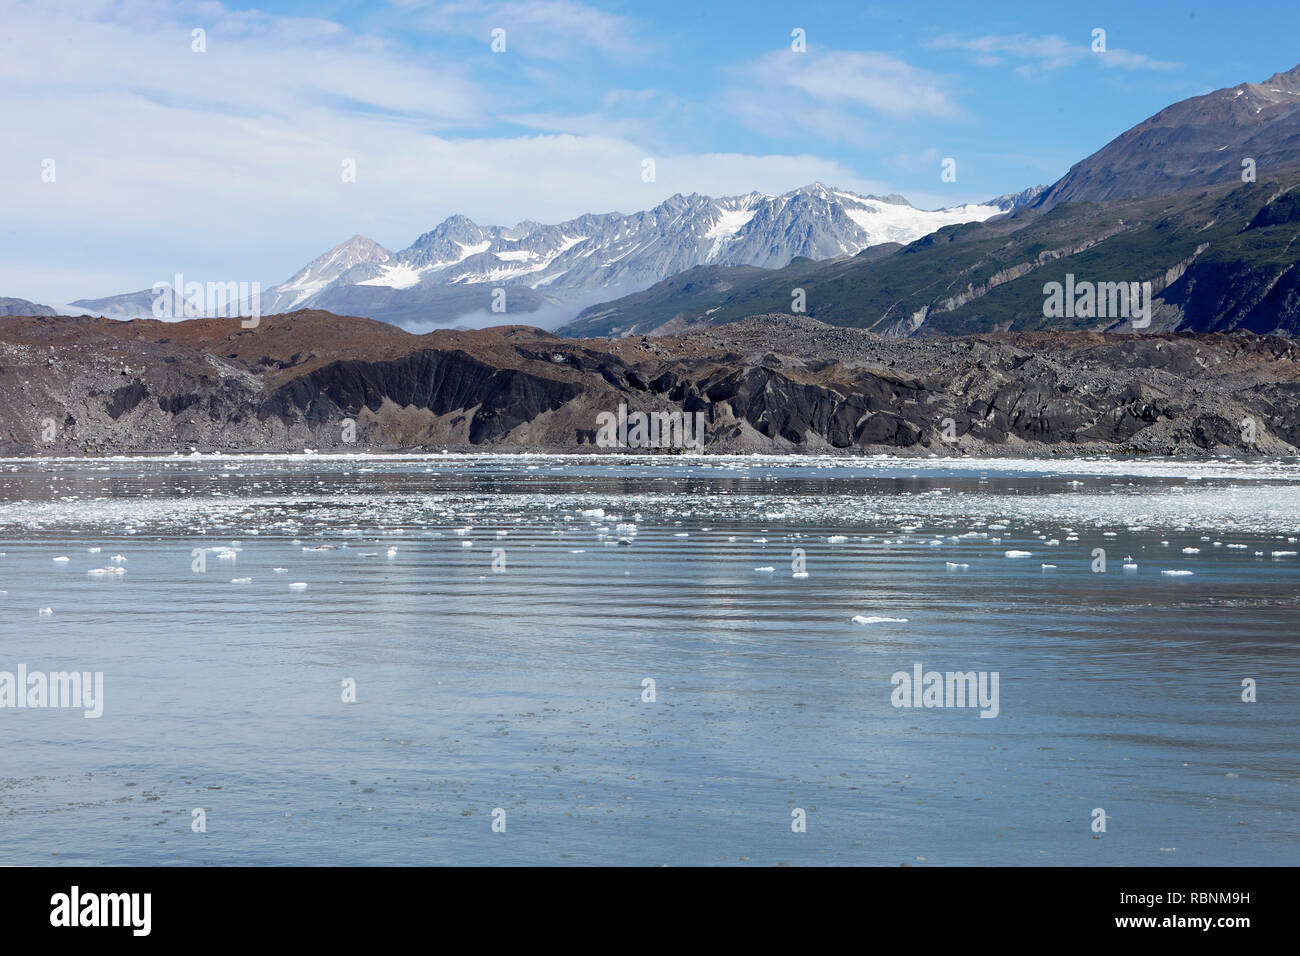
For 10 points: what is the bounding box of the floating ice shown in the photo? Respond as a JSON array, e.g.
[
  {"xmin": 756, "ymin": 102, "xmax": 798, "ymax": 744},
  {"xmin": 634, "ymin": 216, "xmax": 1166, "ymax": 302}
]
[
  {"xmin": 52, "ymin": 556, "xmax": 69, "ymax": 562},
  {"xmin": 1004, "ymin": 550, "xmax": 1032, "ymax": 558},
  {"xmin": 945, "ymin": 562, "xmax": 969, "ymax": 570},
  {"xmin": 288, "ymin": 582, "xmax": 308, "ymax": 590},
  {"xmin": 38, "ymin": 607, "xmax": 52, "ymax": 616},
  {"xmin": 851, "ymin": 615, "xmax": 908, "ymax": 624},
  {"xmin": 1161, "ymin": 570, "xmax": 1194, "ymax": 576},
  {"xmin": 754, "ymin": 566, "xmax": 775, "ymax": 573}
]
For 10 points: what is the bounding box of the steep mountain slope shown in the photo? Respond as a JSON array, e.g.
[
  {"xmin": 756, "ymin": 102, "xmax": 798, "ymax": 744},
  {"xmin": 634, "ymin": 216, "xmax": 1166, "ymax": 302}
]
[
  {"xmin": 1036, "ymin": 64, "xmax": 1300, "ymax": 208},
  {"xmin": 562, "ymin": 63, "xmax": 1300, "ymax": 340},
  {"xmin": 562, "ymin": 165, "xmax": 1300, "ymax": 338},
  {"xmin": 2, "ymin": 311, "xmax": 1298, "ymax": 457}
]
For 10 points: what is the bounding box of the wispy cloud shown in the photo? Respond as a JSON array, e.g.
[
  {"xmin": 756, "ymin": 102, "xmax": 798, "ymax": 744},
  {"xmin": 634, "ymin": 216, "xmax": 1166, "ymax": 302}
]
[
  {"xmin": 929, "ymin": 32, "xmax": 1179, "ymax": 75},
  {"xmin": 724, "ymin": 48, "xmax": 963, "ymax": 146},
  {"xmin": 408, "ymin": 0, "xmax": 645, "ymax": 59},
  {"xmin": 0, "ymin": 0, "xmax": 878, "ymax": 301}
]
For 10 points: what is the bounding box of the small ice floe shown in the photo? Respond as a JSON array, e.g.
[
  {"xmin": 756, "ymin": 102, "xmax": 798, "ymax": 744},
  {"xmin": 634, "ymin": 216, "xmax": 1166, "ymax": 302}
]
[
  {"xmin": 1041, "ymin": 564, "xmax": 1057, "ymax": 570},
  {"xmin": 945, "ymin": 562, "xmax": 969, "ymax": 570},
  {"xmin": 826, "ymin": 535, "xmax": 847, "ymax": 544},
  {"xmin": 990, "ymin": 537, "xmax": 1002, "ymax": 545},
  {"xmin": 727, "ymin": 536, "xmax": 736, "ymax": 543},
  {"xmin": 386, "ymin": 548, "xmax": 397, "ymax": 558},
  {"xmin": 617, "ymin": 538, "xmax": 633, "ymax": 546},
  {"xmin": 496, "ymin": 530, "xmax": 508, "ymax": 538},
  {"xmin": 87, "ymin": 547, "xmax": 101, "ymax": 553},
  {"xmin": 52, "ymin": 556, "xmax": 70, "ymax": 563},
  {"xmin": 1161, "ymin": 570, "xmax": 1194, "ymax": 576},
  {"xmin": 568, "ymin": 549, "xmax": 586, "ymax": 554},
  {"xmin": 110, "ymin": 555, "xmax": 126, "ymax": 563},
  {"xmin": 851, "ymin": 615, "xmax": 908, "ymax": 625},
  {"xmin": 792, "ymin": 571, "xmax": 808, "ymax": 579},
  {"xmin": 1122, "ymin": 562, "xmax": 1138, "ymax": 571},
  {"xmin": 230, "ymin": 577, "xmax": 251, "ymax": 584},
  {"xmin": 301, "ymin": 546, "xmax": 332, "ymax": 552},
  {"xmin": 673, "ymin": 532, "xmax": 689, "ymax": 538},
  {"xmin": 1103, "ymin": 531, "xmax": 1118, "ymax": 538},
  {"xmin": 288, "ymin": 582, "xmax": 309, "ymax": 590},
  {"xmin": 1227, "ymin": 543, "xmax": 1247, "ymax": 549},
  {"xmin": 754, "ymin": 566, "xmax": 775, "ymax": 573},
  {"xmin": 1271, "ymin": 551, "xmax": 1297, "ymax": 558},
  {"xmin": 1065, "ymin": 535, "xmax": 1079, "ymax": 542},
  {"xmin": 1004, "ymin": 550, "xmax": 1032, "ymax": 558},
  {"xmin": 1182, "ymin": 547, "xmax": 1200, "ymax": 554},
  {"xmin": 87, "ymin": 567, "xmax": 126, "ymax": 576},
  {"xmin": 1046, "ymin": 539, "xmax": 1060, "ymax": 546},
  {"xmin": 273, "ymin": 568, "xmax": 288, "ymax": 573},
  {"xmin": 454, "ymin": 527, "xmax": 472, "ymax": 536},
  {"xmin": 461, "ymin": 540, "xmax": 473, "ymax": 547},
  {"xmin": 753, "ymin": 538, "xmax": 768, "ymax": 544},
  {"xmin": 38, "ymin": 607, "xmax": 53, "ymax": 616},
  {"xmin": 580, "ymin": 509, "xmax": 605, "ymax": 519},
  {"xmin": 1067, "ymin": 480, "xmax": 1084, "ymax": 487}
]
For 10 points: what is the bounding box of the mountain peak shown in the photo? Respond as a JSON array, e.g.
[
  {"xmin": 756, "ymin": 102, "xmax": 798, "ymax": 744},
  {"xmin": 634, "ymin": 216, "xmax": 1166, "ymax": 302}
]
[
  {"xmin": 214, "ymin": 185, "xmax": 1005, "ymax": 328},
  {"xmin": 1036, "ymin": 60, "xmax": 1300, "ymax": 210}
]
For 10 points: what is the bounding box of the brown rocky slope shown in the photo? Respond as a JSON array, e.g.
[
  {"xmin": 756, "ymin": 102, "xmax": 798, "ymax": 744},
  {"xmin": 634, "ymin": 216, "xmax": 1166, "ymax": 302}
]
[{"xmin": 1, "ymin": 310, "xmax": 1298, "ymax": 456}]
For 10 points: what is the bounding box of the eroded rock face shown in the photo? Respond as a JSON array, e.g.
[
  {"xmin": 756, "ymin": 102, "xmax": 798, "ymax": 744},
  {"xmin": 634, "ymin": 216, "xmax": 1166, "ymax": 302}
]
[{"xmin": 0, "ymin": 310, "xmax": 1297, "ymax": 456}]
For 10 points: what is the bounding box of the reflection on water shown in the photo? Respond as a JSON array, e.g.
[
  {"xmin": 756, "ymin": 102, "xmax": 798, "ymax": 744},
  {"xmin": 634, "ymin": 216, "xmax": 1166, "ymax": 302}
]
[{"xmin": 0, "ymin": 455, "xmax": 1296, "ymax": 865}]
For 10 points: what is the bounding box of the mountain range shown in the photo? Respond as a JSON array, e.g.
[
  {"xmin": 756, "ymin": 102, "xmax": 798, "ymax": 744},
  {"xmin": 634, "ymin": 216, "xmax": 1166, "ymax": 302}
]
[
  {"xmin": 67, "ymin": 186, "xmax": 1015, "ymax": 327},
  {"xmin": 562, "ymin": 63, "xmax": 1300, "ymax": 338},
  {"xmin": 13, "ymin": 61, "xmax": 1300, "ymax": 348}
]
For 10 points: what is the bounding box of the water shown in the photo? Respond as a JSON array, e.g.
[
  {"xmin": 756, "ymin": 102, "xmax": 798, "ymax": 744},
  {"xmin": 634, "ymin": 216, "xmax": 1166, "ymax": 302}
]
[{"xmin": 1, "ymin": 453, "xmax": 1297, "ymax": 865}]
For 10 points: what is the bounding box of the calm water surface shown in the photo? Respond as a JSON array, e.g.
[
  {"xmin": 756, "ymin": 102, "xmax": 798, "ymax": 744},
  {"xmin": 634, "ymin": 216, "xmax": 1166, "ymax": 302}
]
[{"xmin": 0, "ymin": 453, "xmax": 1297, "ymax": 865}]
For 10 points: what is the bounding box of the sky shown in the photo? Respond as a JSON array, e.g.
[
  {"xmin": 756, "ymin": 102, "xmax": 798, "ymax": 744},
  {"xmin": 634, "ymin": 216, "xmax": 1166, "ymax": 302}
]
[{"xmin": 3, "ymin": 0, "xmax": 1299, "ymax": 305}]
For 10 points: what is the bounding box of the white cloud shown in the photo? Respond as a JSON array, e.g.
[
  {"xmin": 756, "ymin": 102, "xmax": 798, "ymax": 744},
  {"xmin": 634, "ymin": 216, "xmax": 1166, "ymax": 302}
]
[
  {"xmin": 0, "ymin": 0, "xmax": 891, "ymax": 303},
  {"xmin": 929, "ymin": 32, "xmax": 1179, "ymax": 74},
  {"xmin": 409, "ymin": 0, "xmax": 645, "ymax": 59},
  {"xmin": 722, "ymin": 48, "xmax": 962, "ymax": 147}
]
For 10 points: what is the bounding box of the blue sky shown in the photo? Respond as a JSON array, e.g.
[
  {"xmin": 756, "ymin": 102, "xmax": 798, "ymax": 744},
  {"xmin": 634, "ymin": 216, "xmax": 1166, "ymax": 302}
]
[{"xmin": 3, "ymin": 0, "xmax": 1299, "ymax": 304}]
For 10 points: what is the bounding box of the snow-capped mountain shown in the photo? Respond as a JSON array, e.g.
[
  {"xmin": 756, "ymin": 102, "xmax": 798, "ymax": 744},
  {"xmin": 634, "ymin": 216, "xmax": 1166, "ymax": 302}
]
[
  {"xmin": 76, "ymin": 184, "xmax": 1010, "ymax": 327},
  {"xmin": 268, "ymin": 234, "xmax": 391, "ymax": 310}
]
